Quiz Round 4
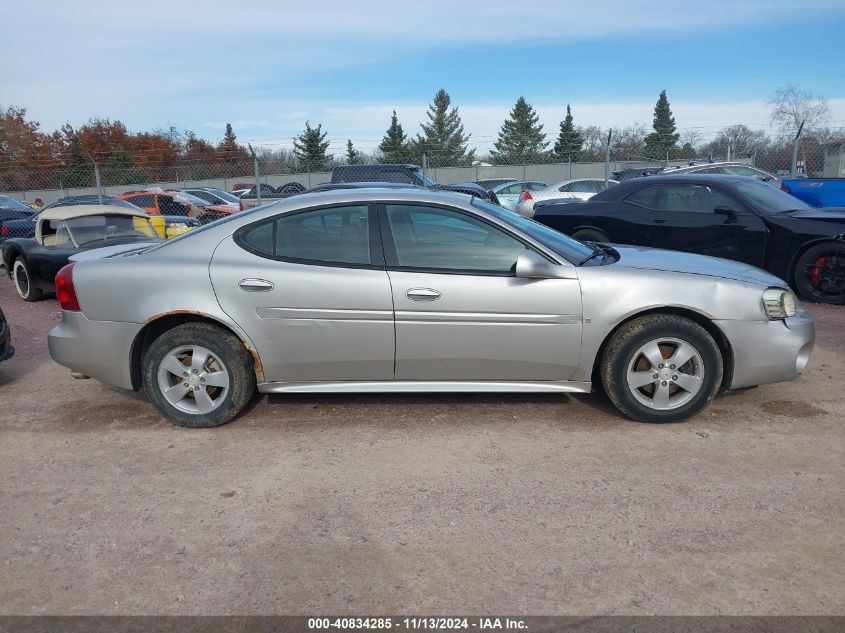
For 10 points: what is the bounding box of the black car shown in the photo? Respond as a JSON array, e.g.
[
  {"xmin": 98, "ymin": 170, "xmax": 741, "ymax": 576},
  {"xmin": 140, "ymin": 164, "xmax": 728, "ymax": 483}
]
[
  {"xmin": 0, "ymin": 195, "xmax": 37, "ymax": 242},
  {"xmin": 2, "ymin": 208, "xmax": 162, "ymax": 302},
  {"xmin": 532, "ymin": 174, "xmax": 845, "ymax": 304},
  {"xmin": 0, "ymin": 305, "xmax": 13, "ymax": 363}
]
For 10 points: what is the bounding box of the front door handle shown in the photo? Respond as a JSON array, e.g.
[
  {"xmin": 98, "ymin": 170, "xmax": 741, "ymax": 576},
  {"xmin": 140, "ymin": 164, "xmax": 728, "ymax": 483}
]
[
  {"xmin": 406, "ymin": 287, "xmax": 441, "ymax": 301},
  {"xmin": 239, "ymin": 278, "xmax": 274, "ymax": 292}
]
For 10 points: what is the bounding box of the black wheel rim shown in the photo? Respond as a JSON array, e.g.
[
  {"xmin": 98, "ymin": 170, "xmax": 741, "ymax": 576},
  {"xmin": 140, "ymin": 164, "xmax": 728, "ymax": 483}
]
[{"xmin": 803, "ymin": 246, "xmax": 845, "ymax": 302}]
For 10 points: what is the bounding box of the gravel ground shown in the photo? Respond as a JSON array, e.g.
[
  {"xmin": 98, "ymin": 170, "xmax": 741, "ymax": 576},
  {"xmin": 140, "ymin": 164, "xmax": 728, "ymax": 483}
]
[{"xmin": 0, "ymin": 275, "xmax": 842, "ymax": 615}]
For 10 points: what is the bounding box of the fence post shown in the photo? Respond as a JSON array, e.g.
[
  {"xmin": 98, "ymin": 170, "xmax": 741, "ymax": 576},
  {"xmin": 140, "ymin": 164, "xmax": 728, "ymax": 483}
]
[
  {"xmin": 83, "ymin": 151, "xmax": 103, "ymax": 204},
  {"xmin": 604, "ymin": 129, "xmax": 613, "ymax": 187},
  {"xmin": 422, "ymin": 154, "xmax": 428, "ymax": 187},
  {"xmin": 791, "ymin": 120, "xmax": 805, "ymax": 177},
  {"xmin": 248, "ymin": 144, "xmax": 261, "ymax": 205}
]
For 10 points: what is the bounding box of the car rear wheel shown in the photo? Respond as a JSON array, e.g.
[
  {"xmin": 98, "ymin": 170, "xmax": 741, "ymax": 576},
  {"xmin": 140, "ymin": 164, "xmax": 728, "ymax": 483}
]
[
  {"xmin": 570, "ymin": 229, "xmax": 609, "ymax": 243},
  {"xmin": 601, "ymin": 314, "xmax": 722, "ymax": 423},
  {"xmin": 12, "ymin": 258, "xmax": 43, "ymax": 302},
  {"xmin": 142, "ymin": 323, "xmax": 256, "ymax": 428},
  {"xmin": 793, "ymin": 242, "xmax": 845, "ymax": 305}
]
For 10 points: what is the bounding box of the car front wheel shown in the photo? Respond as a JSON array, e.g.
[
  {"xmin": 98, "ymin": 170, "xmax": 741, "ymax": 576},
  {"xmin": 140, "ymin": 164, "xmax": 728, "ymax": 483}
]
[
  {"xmin": 793, "ymin": 242, "xmax": 845, "ymax": 305},
  {"xmin": 12, "ymin": 258, "xmax": 44, "ymax": 302},
  {"xmin": 142, "ymin": 323, "xmax": 256, "ymax": 427},
  {"xmin": 601, "ymin": 314, "xmax": 723, "ymax": 423}
]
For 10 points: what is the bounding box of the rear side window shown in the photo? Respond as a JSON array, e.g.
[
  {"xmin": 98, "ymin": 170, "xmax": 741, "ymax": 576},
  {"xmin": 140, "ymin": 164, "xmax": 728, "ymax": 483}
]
[
  {"xmin": 627, "ymin": 185, "xmax": 742, "ymax": 213},
  {"xmin": 128, "ymin": 194, "xmax": 155, "ymax": 208},
  {"xmin": 237, "ymin": 205, "xmax": 371, "ymax": 266}
]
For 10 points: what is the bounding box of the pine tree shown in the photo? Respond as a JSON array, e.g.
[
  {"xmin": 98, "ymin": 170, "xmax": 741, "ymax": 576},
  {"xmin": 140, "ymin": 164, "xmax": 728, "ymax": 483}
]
[
  {"xmin": 491, "ymin": 97, "xmax": 548, "ymax": 164},
  {"xmin": 553, "ymin": 104, "xmax": 583, "ymax": 162},
  {"xmin": 644, "ymin": 90, "xmax": 680, "ymax": 160},
  {"xmin": 415, "ymin": 89, "xmax": 475, "ymax": 167},
  {"xmin": 293, "ymin": 121, "xmax": 332, "ymax": 171},
  {"xmin": 379, "ymin": 110, "xmax": 409, "ymax": 163},
  {"xmin": 61, "ymin": 133, "xmax": 91, "ymax": 187},
  {"xmin": 345, "ymin": 139, "xmax": 361, "ymax": 164},
  {"xmin": 218, "ymin": 123, "xmax": 240, "ymax": 163}
]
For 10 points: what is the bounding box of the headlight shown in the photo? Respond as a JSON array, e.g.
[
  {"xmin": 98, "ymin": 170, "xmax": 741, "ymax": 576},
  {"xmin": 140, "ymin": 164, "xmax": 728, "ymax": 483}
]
[{"xmin": 762, "ymin": 288, "xmax": 797, "ymax": 320}]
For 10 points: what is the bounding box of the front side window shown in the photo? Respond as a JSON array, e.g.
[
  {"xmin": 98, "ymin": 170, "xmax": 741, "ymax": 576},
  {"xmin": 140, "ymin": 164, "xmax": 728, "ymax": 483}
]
[
  {"xmin": 128, "ymin": 194, "xmax": 155, "ymax": 209},
  {"xmin": 385, "ymin": 204, "xmax": 527, "ymax": 273},
  {"xmin": 627, "ymin": 185, "xmax": 742, "ymax": 213},
  {"xmin": 568, "ymin": 181, "xmax": 597, "ymax": 193},
  {"xmin": 187, "ymin": 190, "xmax": 216, "ymax": 204},
  {"xmin": 158, "ymin": 195, "xmax": 190, "ymax": 216},
  {"xmin": 238, "ymin": 205, "xmax": 371, "ymax": 266}
]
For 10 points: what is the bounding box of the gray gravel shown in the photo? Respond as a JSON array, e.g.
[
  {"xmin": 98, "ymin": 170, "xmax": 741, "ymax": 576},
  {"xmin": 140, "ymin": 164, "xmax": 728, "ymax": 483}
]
[{"xmin": 0, "ymin": 277, "xmax": 842, "ymax": 615}]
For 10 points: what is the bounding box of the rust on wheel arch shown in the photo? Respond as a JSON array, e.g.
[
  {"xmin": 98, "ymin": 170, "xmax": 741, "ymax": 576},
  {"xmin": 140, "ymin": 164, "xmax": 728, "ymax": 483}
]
[{"xmin": 143, "ymin": 310, "xmax": 265, "ymax": 382}]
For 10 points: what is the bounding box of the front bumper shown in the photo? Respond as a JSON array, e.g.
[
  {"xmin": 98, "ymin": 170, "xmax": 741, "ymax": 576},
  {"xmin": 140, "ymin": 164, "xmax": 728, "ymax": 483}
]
[
  {"xmin": 716, "ymin": 310, "xmax": 815, "ymax": 389},
  {"xmin": 48, "ymin": 311, "xmax": 143, "ymax": 390}
]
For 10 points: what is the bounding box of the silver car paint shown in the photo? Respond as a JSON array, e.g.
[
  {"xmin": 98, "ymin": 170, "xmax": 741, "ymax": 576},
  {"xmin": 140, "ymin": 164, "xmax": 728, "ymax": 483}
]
[{"xmin": 48, "ymin": 188, "xmax": 814, "ymax": 396}]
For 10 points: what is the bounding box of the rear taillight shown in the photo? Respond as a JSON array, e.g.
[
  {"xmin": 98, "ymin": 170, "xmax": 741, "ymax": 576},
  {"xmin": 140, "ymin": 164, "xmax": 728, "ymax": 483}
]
[
  {"xmin": 780, "ymin": 185, "xmax": 790, "ymax": 193},
  {"xmin": 520, "ymin": 190, "xmax": 533, "ymax": 202},
  {"xmin": 1, "ymin": 225, "xmax": 7, "ymax": 237},
  {"xmin": 55, "ymin": 263, "xmax": 81, "ymax": 311},
  {"xmin": 239, "ymin": 200, "xmax": 244, "ymax": 211}
]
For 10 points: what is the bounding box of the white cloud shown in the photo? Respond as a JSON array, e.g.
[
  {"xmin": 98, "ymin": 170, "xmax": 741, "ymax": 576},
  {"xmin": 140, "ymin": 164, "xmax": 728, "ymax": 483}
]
[{"xmin": 1, "ymin": 0, "xmax": 843, "ymax": 138}]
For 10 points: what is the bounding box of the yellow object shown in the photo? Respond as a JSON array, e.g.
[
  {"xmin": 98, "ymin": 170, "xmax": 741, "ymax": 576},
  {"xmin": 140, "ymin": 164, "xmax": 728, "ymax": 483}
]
[
  {"xmin": 148, "ymin": 215, "xmax": 166, "ymax": 238},
  {"xmin": 165, "ymin": 223, "xmax": 194, "ymax": 239}
]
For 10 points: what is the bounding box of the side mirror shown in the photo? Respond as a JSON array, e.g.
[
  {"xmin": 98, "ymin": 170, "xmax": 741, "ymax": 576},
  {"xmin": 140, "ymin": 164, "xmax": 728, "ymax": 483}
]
[{"xmin": 515, "ymin": 250, "xmax": 575, "ymax": 280}]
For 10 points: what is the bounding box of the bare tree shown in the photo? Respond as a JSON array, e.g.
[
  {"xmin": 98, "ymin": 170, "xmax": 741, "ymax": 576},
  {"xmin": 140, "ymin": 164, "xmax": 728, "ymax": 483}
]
[
  {"xmin": 577, "ymin": 125, "xmax": 605, "ymax": 160},
  {"xmin": 768, "ymin": 83, "xmax": 830, "ymax": 135},
  {"xmin": 680, "ymin": 129, "xmax": 704, "ymax": 149}
]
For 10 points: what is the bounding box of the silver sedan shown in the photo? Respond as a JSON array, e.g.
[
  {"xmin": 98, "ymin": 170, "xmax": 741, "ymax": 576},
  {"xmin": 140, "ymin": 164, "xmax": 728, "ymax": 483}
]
[{"xmin": 48, "ymin": 188, "xmax": 814, "ymax": 428}]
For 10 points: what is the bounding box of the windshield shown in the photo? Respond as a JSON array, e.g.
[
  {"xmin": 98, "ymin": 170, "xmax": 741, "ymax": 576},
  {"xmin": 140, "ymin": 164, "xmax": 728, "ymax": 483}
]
[
  {"xmin": 736, "ymin": 181, "xmax": 811, "ymax": 213},
  {"xmin": 471, "ymin": 199, "xmax": 595, "ymax": 264},
  {"xmin": 0, "ymin": 195, "xmax": 32, "ymax": 211},
  {"xmin": 64, "ymin": 214, "xmax": 158, "ymax": 246},
  {"xmin": 413, "ymin": 169, "xmax": 438, "ymax": 188},
  {"xmin": 176, "ymin": 192, "xmax": 212, "ymax": 207},
  {"xmin": 203, "ymin": 188, "xmax": 240, "ymax": 203}
]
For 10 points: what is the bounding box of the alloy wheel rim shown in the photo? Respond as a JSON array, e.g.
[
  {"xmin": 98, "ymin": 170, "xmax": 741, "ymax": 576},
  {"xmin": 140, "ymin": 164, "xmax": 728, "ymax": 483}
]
[
  {"xmin": 804, "ymin": 247, "xmax": 845, "ymax": 301},
  {"xmin": 13, "ymin": 261, "xmax": 29, "ymax": 298},
  {"xmin": 157, "ymin": 345, "xmax": 230, "ymax": 415},
  {"xmin": 626, "ymin": 337, "xmax": 705, "ymax": 411}
]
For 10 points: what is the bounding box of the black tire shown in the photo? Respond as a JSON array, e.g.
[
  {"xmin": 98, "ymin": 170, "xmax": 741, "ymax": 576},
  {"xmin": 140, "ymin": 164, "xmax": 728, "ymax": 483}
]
[
  {"xmin": 792, "ymin": 242, "xmax": 845, "ymax": 305},
  {"xmin": 12, "ymin": 258, "xmax": 44, "ymax": 302},
  {"xmin": 570, "ymin": 228, "xmax": 609, "ymax": 243},
  {"xmin": 142, "ymin": 323, "xmax": 256, "ymax": 428},
  {"xmin": 600, "ymin": 314, "xmax": 723, "ymax": 423},
  {"xmin": 277, "ymin": 182, "xmax": 306, "ymax": 195}
]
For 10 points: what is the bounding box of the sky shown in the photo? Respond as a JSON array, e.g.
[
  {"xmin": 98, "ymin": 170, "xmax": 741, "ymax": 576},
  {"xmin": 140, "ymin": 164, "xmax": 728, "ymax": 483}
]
[{"xmin": 2, "ymin": 0, "xmax": 845, "ymax": 155}]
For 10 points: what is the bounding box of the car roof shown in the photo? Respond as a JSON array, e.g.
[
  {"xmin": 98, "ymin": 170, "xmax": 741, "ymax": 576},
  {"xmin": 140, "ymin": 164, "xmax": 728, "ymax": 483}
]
[
  {"xmin": 274, "ymin": 186, "xmax": 474, "ymax": 206},
  {"xmin": 39, "ymin": 205, "xmax": 151, "ymax": 221},
  {"xmin": 625, "ymin": 174, "xmax": 757, "ymax": 184}
]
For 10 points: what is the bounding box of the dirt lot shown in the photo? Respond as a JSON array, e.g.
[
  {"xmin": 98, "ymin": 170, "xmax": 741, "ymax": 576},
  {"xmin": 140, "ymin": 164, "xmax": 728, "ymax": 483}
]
[{"xmin": 0, "ymin": 275, "xmax": 842, "ymax": 616}]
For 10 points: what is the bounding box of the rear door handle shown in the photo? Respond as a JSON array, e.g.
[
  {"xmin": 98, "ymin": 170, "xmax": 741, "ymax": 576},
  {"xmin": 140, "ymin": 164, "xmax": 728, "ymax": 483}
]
[
  {"xmin": 239, "ymin": 278, "xmax": 274, "ymax": 292},
  {"xmin": 406, "ymin": 287, "xmax": 441, "ymax": 301},
  {"xmin": 653, "ymin": 219, "xmax": 666, "ymax": 224}
]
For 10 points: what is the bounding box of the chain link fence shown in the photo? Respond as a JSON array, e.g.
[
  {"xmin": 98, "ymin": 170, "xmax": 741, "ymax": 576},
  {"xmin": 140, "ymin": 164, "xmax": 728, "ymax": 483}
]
[{"xmin": 1, "ymin": 128, "xmax": 843, "ymax": 242}]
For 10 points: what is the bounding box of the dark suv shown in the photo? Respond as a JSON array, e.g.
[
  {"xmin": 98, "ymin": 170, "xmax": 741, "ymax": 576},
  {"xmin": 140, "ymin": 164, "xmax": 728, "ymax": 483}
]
[
  {"xmin": 331, "ymin": 163, "xmax": 431, "ymax": 185},
  {"xmin": 330, "ymin": 164, "xmax": 500, "ymax": 204}
]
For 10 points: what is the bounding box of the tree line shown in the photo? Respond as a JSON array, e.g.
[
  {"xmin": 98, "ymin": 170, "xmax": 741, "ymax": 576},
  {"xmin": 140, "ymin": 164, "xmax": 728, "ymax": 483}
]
[{"xmin": 0, "ymin": 83, "xmax": 838, "ymax": 192}]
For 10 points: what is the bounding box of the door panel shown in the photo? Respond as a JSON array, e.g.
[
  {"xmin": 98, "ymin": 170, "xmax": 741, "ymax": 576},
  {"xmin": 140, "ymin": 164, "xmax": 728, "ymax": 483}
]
[
  {"xmin": 627, "ymin": 184, "xmax": 767, "ymax": 266},
  {"xmin": 379, "ymin": 203, "xmax": 583, "ymax": 381},
  {"xmin": 388, "ymin": 271, "xmax": 582, "ymax": 380},
  {"xmin": 209, "ymin": 236, "xmax": 394, "ymax": 382}
]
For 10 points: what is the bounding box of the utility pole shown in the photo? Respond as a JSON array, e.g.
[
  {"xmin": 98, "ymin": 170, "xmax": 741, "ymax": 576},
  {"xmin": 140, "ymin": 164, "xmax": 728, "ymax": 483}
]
[
  {"xmin": 791, "ymin": 120, "xmax": 805, "ymax": 177},
  {"xmin": 248, "ymin": 144, "xmax": 261, "ymax": 205},
  {"xmin": 604, "ymin": 129, "xmax": 613, "ymax": 188}
]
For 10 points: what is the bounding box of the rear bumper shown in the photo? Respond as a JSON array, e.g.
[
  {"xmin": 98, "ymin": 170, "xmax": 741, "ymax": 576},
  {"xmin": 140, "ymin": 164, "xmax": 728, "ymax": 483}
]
[
  {"xmin": 0, "ymin": 343, "xmax": 13, "ymax": 363},
  {"xmin": 48, "ymin": 311, "xmax": 143, "ymax": 390},
  {"xmin": 716, "ymin": 311, "xmax": 815, "ymax": 389}
]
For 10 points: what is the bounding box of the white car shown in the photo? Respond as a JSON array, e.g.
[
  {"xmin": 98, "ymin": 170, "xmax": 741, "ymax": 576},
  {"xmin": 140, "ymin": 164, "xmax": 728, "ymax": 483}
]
[
  {"xmin": 517, "ymin": 178, "xmax": 619, "ymax": 217},
  {"xmin": 490, "ymin": 180, "xmax": 548, "ymax": 211}
]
